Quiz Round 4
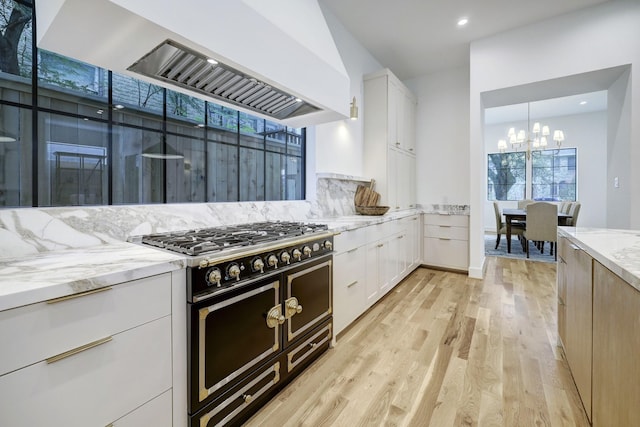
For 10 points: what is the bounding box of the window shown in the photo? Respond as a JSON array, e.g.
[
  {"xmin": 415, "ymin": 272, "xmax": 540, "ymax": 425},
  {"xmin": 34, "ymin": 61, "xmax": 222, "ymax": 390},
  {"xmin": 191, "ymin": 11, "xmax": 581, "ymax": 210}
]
[
  {"xmin": 0, "ymin": 0, "xmax": 305, "ymax": 208},
  {"xmin": 488, "ymin": 148, "xmax": 577, "ymax": 202},
  {"xmin": 532, "ymin": 148, "xmax": 576, "ymax": 201},
  {"xmin": 487, "ymin": 152, "xmax": 526, "ymax": 201}
]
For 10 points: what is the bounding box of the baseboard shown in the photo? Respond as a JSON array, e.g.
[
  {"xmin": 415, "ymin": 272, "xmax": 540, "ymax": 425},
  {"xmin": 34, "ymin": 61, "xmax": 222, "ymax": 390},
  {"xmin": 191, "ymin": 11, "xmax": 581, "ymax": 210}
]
[{"xmin": 468, "ymin": 256, "xmax": 486, "ymax": 279}]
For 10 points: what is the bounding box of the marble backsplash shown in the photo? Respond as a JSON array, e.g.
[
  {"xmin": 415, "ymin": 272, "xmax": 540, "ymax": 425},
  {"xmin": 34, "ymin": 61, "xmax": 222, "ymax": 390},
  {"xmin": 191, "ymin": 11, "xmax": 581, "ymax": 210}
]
[
  {"xmin": 315, "ymin": 173, "xmax": 371, "ymax": 217},
  {"xmin": 0, "ymin": 201, "xmax": 321, "ymax": 260}
]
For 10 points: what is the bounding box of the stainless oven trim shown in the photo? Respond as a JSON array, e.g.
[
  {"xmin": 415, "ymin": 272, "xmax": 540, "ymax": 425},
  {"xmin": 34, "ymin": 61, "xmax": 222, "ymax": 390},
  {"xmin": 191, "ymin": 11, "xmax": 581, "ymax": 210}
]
[
  {"xmin": 198, "ymin": 280, "xmax": 280, "ymax": 403},
  {"xmin": 287, "ymin": 322, "xmax": 332, "ymax": 373},
  {"xmin": 194, "ymin": 231, "xmax": 335, "ymax": 268},
  {"xmin": 198, "ymin": 361, "xmax": 280, "ymax": 427},
  {"xmin": 286, "ymin": 259, "xmax": 332, "ymax": 342}
]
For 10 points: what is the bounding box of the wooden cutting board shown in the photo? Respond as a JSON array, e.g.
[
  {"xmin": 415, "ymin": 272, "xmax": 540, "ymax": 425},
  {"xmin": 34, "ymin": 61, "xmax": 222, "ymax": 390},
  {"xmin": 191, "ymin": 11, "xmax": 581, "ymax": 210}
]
[
  {"xmin": 354, "ymin": 180, "xmax": 379, "ymax": 207},
  {"xmin": 354, "ymin": 184, "xmax": 368, "ymax": 206}
]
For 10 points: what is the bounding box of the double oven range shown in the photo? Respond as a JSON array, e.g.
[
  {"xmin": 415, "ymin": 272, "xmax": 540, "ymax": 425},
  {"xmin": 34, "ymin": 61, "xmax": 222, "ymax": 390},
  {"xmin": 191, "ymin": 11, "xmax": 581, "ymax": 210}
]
[{"xmin": 140, "ymin": 221, "xmax": 334, "ymax": 426}]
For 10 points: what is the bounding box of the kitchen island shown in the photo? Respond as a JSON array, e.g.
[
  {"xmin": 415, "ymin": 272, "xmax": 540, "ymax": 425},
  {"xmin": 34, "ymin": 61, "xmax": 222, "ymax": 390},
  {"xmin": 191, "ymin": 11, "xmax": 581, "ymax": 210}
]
[{"xmin": 557, "ymin": 227, "xmax": 640, "ymax": 427}]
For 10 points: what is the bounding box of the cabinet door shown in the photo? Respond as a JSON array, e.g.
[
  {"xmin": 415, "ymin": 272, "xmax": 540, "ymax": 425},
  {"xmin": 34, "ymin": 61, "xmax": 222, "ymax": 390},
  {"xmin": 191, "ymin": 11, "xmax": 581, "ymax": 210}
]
[
  {"xmin": 403, "ymin": 93, "xmax": 416, "ymax": 154},
  {"xmin": 333, "ymin": 246, "xmax": 366, "ymax": 335},
  {"xmin": 563, "ymin": 242, "xmax": 593, "ymax": 421},
  {"xmin": 388, "ymin": 79, "xmax": 401, "ymax": 147},
  {"xmin": 556, "ymin": 238, "xmax": 568, "ymax": 349},
  {"xmin": 406, "ymin": 215, "xmax": 421, "ymax": 270},
  {"xmin": 387, "ymin": 147, "xmax": 400, "ymax": 210},
  {"xmin": 365, "ymin": 241, "xmax": 381, "ymax": 305},
  {"xmin": 592, "ymin": 261, "xmax": 640, "ymax": 427}
]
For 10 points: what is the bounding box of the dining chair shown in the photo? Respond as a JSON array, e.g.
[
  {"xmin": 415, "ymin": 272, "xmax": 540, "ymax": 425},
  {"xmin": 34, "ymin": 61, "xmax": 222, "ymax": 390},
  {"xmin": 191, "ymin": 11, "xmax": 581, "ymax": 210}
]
[
  {"xmin": 559, "ymin": 201, "xmax": 571, "ymax": 214},
  {"xmin": 517, "ymin": 199, "xmax": 535, "ymax": 209},
  {"xmin": 523, "ymin": 202, "xmax": 558, "ymax": 260},
  {"xmin": 493, "ymin": 201, "xmax": 525, "ymax": 250},
  {"xmin": 567, "ymin": 202, "xmax": 581, "ymax": 226}
]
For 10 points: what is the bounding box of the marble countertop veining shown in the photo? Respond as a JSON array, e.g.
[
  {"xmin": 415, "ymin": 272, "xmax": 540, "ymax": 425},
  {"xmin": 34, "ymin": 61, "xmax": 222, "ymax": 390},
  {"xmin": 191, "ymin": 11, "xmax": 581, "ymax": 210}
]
[
  {"xmin": 0, "ymin": 207, "xmax": 449, "ymax": 312},
  {"xmin": 558, "ymin": 227, "xmax": 640, "ymax": 291},
  {"xmin": 0, "ymin": 243, "xmax": 186, "ymax": 312}
]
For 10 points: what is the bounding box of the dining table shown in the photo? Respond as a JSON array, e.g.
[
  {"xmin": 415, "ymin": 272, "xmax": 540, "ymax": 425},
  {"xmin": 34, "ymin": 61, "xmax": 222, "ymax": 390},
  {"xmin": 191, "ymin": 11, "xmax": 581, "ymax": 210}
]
[{"xmin": 503, "ymin": 208, "xmax": 573, "ymax": 253}]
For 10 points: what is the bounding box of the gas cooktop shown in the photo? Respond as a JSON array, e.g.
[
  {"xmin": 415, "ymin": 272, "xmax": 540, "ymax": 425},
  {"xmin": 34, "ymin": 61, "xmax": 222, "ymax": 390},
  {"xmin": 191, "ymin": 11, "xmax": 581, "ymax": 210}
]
[{"xmin": 139, "ymin": 221, "xmax": 330, "ymax": 256}]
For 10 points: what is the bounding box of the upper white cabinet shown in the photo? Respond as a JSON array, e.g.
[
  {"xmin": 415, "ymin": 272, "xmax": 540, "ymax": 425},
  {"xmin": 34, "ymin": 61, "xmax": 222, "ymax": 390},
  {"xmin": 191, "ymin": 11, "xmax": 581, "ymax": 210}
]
[{"xmin": 364, "ymin": 69, "xmax": 417, "ymax": 211}]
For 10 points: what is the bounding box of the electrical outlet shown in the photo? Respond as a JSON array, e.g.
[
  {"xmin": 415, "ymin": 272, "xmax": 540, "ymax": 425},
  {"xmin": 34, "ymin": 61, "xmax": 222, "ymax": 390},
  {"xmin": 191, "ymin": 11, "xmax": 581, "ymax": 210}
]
[{"xmin": 614, "ymin": 176, "xmax": 620, "ymax": 188}]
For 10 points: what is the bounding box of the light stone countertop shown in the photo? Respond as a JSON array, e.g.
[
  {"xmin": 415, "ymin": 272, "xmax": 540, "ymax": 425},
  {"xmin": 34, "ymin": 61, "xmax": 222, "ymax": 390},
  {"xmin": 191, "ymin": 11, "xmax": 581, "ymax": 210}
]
[
  {"xmin": 0, "ymin": 207, "xmax": 444, "ymax": 312},
  {"xmin": 0, "ymin": 243, "xmax": 185, "ymax": 312},
  {"xmin": 558, "ymin": 227, "xmax": 640, "ymax": 292}
]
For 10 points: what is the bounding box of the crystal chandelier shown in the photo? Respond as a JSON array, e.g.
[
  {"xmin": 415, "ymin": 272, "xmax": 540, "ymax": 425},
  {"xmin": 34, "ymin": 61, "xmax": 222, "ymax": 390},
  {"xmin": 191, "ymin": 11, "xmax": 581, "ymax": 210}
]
[{"xmin": 497, "ymin": 103, "xmax": 565, "ymax": 159}]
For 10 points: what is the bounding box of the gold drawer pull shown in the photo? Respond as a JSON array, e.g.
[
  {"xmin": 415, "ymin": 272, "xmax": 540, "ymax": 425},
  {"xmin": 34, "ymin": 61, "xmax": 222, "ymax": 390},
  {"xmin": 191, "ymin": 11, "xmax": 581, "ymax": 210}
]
[
  {"xmin": 439, "ymin": 225, "xmax": 451, "ymax": 228},
  {"xmin": 106, "ymin": 424, "xmax": 114, "ymax": 427},
  {"xmin": 46, "ymin": 336, "xmax": 113, "ymax": 364},
  {"xmin": 439, "ymin": 237, "xmax": 451, "ymax": 241},
  {"xmin": 347, "ymin": 280, "xmax": 358, "ymax": 288},
  {"xmin": 347, "ymin": 248, "xmax": 358, "ymax": 254},
  {"xmin": 47, "ymin": 287, "xmax": 112, "ymax": 304}
]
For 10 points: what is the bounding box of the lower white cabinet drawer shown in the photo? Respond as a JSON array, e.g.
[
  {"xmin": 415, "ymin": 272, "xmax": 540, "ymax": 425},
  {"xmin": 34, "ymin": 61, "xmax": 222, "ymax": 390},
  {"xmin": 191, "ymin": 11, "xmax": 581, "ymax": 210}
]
[
  {"xmin": 423, "ymin": 237, "xmax": 469, "ymax": 271},
  {"xmin": 333, "ymin": 246, "xmax": 367, "ymax": 336},
  {"xmin": 113, "ymin": 389, "xmax": 172, "ymax": 427},
  {"xmin": 334, "ymin": 227, "xmax": 367, "ymax": 253},
  {"xmin": 424, "ymin": 224, "xmax": 468, "ymax": 240},
  {"xmin": 423, "ymin": 213, "xmax": 468, "ymax": 227},
  {"xmin": 0, "ymin": 315, "xmax": 172, "ymax": 427},
  {"xmin": 0, "ymin": 273, "xmax": 171, "ymax": 377}
]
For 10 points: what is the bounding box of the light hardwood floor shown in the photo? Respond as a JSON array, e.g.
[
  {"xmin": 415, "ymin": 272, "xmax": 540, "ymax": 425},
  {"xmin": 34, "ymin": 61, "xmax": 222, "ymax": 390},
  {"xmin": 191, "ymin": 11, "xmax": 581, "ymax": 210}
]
[{"xmin": 245, "ymin": 257, "xmax": 589, "ymax": 427}]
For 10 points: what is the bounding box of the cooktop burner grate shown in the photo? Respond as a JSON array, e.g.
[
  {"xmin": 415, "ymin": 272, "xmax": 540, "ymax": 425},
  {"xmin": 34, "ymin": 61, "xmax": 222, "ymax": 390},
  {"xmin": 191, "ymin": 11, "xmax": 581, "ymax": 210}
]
[{"xmin": 140, "ymin": 221, "xmax": 329, "ymax": 256}]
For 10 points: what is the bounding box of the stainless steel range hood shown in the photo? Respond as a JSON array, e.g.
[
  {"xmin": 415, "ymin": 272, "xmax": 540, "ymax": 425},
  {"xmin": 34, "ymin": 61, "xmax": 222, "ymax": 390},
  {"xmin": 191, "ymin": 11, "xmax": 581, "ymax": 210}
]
[
  {"xmin": 36, "ymin": 0, "xmax": 350, "ymax": 127},
  {"xmin": 128, "ymin": 40, "xmax": 320, "ymax": 121}
]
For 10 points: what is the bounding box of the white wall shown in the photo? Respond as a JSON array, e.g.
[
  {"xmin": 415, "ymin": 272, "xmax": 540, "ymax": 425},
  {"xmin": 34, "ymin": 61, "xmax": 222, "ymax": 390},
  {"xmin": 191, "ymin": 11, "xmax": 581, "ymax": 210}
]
[
  {"xmin": 405, "ymin": 67, "xmax": 470, "ymax": 206},
  {"xmin": 469, "ymin": 0, "xmax": 640, "ymax": 278},
  {"xmin": 484, "ymin": 111, "xmax": 608, "ymax": 231},
  {"xmin": 311, "ymin": 4, "xmax": 383, "ymax": 182}
]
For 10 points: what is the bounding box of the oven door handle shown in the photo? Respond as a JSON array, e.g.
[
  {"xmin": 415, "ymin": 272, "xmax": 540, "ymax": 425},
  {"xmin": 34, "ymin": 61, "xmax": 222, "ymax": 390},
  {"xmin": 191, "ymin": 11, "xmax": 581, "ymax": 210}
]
[
  {"xmin": 266, "ymin": 305, "xmax": 285, "ymax": 328},
  {"xmin": 285, "ymin": 297, "xmax": 303, "ymax": 319}
]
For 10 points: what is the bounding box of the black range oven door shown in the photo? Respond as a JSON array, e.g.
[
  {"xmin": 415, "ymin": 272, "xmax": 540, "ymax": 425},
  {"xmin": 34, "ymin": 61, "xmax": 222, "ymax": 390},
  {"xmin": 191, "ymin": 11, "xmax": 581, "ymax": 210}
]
[
  {"xmin": 188, "ymin": 276, "xmax": 283, "ymax": 414},
  {"xmin": 284, "ymin": 254, "xmax": 333, "ymax": 348}
]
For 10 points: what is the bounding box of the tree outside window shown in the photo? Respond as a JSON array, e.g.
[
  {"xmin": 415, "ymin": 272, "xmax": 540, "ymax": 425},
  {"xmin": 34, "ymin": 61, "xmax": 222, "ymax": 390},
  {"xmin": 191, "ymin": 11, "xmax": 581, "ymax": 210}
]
[{"xmin": 487, "ymin": 152, "xmax": 526, "ymax": 201}]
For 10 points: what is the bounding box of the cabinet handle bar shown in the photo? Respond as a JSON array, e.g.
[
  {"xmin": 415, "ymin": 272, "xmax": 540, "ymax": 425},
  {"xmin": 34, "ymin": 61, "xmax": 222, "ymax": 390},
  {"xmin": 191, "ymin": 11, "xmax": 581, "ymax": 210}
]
[
  {"xmin": 46, "ymin": 287, "xmax": 112, "ymax": 304},
  {"xmin": 46, "ymin": 336, "xmax": 113, "ymax": 364}
]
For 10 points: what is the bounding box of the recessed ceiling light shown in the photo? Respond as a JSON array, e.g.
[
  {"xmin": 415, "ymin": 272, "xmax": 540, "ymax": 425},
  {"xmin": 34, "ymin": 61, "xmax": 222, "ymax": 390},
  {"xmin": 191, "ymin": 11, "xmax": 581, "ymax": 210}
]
[
  {"xmin": 113, "ymin": 104, "xmax": 124, "ymax": 110},
  {"xmin": 207, "ymin": 58, "xmax": 218, "ymax": 65},
  {"xmin": 457, "ymin": 18, "xmax": 468, "ymax": 27},
  {"xmin": 295, "ymin": 98, "xmax": 302, "ymax": 103},
  {"xmin": 580, "ymin": 101, "xmax": 588, "ymax": 105}
]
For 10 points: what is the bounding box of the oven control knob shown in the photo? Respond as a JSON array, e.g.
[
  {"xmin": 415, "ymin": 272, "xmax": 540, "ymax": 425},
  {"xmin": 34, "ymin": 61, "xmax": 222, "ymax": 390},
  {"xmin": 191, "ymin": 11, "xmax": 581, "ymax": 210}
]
[
  {"xmin": 302, "ymin": 246, "xmax": 312, "ymax": 257},
  {"xmin": 267, "ymin": 254, "xmax": 278, "ymax": 268},
  {"xmin": 252, "ymin": 257, "xmax": 264, "ymax": 273},
  {"xmin": 208, "ymin": 268, "xmax": 222, "ymax": 287},
  {"xmin": 228, "ymin": 264, "xmax": 241, "ymax": 281},
  {"xmin": 280, "ymin": 251, "xmax": 291, "ymax": 265},
  {"xmin": 323, "ymin": 240, "xmax": 333, "ymax": 250},
  {"xmin": 292, "ymin": 248, "xmax": 302, "ymax": 261}
]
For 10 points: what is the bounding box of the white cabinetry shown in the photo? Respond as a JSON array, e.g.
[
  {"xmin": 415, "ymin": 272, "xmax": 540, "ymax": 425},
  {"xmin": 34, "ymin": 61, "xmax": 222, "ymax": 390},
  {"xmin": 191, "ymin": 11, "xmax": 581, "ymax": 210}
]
[
  {"xmin": 364, "ymin": 68, "xmax": 417, "ymax": 211},
  {"xmin": 333, "ymin": 214, "xmax": 421, "ymax": 339},
  {"xmin": 0, "ymin": 274, "xmax": 173, "ymax": 427},
  {"xmin": 333, "ymin": 228, "xmax": 368, "ymax": 336},
  {"xmin": 403, "ymin": 214, "xmax": 422, "ymax": 271},
  {"xmin": 423, "ymin": 214, "xmax": 469, "ymax": 271}
]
